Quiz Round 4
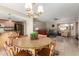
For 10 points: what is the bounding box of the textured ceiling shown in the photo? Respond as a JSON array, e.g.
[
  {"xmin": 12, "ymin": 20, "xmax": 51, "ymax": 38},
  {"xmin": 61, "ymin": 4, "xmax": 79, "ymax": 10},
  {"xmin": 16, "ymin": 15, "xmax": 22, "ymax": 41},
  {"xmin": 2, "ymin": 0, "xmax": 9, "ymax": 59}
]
[
  {"xmin": 0, "ymin": 3, "xmax": 25, "ymax": 14},
  {"xmin": 37, "ymin": 3, "xmax": 79, "ymax": 21},
  {"xmin": 0, "ymin": 3, "xmax": 79, "ymax": 22}
]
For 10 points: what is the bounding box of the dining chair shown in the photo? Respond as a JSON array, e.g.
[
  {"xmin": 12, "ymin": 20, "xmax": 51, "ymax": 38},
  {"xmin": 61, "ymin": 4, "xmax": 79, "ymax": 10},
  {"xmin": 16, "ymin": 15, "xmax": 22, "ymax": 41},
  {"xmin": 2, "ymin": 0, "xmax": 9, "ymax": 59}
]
[
  {"xmin": 48, "ymin": 42, "xmax": 56, "ymax": 56},
  {"xmin": 0, "ymin": 32, "xmax": 19, "ymax": 56},
  {"xmin": 37, "ymin": 48, "xmax": 50, "ymax": 56},
  {"xmin": 15, "ymin": 50, "xmax": 32, "ymax": 56},
  {"xmin": 3, "ymin": 41, "xmax": 15, "ymax": 56},
  {"xmin": 37, "ymin": 41, "xmax": 56, "ymax": 56}
]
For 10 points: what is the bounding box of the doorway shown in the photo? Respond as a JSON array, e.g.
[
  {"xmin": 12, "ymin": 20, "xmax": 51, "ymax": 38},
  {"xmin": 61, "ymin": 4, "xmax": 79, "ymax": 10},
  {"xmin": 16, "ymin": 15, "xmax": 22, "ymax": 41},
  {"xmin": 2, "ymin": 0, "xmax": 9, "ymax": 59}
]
[{"xmin": 14, "ymin": 22, "xmax": 24, "ymax": 35}]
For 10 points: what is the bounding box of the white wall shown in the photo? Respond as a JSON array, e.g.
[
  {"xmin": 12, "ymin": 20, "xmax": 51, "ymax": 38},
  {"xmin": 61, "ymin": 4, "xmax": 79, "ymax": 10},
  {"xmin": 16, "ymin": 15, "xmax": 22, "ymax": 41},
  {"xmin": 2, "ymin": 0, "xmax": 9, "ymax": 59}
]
[
  {"xmin": 33, "ymin": 19, "xmax": 46, "ymax": 31},
  {"xmin": 46, "ymin": 20, "xmax": 57, "ymax": 32}
]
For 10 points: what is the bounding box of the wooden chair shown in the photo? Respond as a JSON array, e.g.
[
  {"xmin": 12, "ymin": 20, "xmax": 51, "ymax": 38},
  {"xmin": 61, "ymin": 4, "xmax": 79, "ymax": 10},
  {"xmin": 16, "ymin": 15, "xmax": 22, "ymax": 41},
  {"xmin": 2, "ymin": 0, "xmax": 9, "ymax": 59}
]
[
  {"xmin": 49, "ymin": 42, "xmax": 56, "ymax": 56},
  {"xmin": 37, "ymin": 48, "xmax": 50, "ymax": 56},
  {"xmin": 0, "ymin": 31, "xmax": 19, "ymax": 56},
  {"xmin": 37, "ymin": 41, "xmax": 56, "ymax": 56},
  {"xmin": 15, "ymin": 50, "xmax": 32, "ymax": 56},
  {"xmin": 3, "ymin": 41, "xmax": 15, "ymax": 56}
]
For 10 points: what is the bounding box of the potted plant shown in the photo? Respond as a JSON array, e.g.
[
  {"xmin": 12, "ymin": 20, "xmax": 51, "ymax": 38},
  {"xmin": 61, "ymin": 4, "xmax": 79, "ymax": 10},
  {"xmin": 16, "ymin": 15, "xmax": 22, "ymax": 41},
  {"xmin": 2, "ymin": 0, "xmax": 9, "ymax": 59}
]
[{"xmin": 30, "ymin": 32, "xmax": 38, "ymax": 40}]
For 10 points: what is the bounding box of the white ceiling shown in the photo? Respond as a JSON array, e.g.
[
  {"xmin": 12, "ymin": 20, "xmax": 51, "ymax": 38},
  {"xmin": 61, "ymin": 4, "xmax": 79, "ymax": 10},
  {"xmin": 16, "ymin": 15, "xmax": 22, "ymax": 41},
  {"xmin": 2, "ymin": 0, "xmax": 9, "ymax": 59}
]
[
  {"xmin": 0, "ymin": 3, "xmax": 79, "ymax": 22},
  {"xmin": 0, "ymin": 3, "xmax": 25, "ymax": 14},
  {"xmin": 37, "ymin": 3, "xmax": 79, "ymax": 21}
]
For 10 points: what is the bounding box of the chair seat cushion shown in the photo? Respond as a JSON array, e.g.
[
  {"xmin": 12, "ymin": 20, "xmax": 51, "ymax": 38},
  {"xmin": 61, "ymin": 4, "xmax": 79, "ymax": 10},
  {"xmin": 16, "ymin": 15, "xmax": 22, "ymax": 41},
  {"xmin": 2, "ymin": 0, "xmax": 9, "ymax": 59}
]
[
  {"xmin": 37, "ymin": 48, "xmax": 50, "ymax": 56},
  {"xmin": 15, "ymin": 50, "xmax": 32, "ymax": 56}
]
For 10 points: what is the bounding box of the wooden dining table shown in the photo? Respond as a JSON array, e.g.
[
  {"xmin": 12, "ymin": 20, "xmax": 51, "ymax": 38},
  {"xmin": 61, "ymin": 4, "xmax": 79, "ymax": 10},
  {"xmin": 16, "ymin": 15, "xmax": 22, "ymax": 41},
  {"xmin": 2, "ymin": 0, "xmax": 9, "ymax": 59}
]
[{"xmin": 13, "ymin": 35, "xmax": 52, "ymax": 56}]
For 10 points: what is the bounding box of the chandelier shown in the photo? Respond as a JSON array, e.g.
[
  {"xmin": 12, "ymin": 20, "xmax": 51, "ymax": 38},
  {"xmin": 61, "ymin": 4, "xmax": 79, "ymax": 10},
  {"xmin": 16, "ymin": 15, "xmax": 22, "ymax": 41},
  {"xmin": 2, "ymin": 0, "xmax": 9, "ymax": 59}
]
[{"xmin": 25, "ymin": 2, "xmax": 44, "ymax": 18}]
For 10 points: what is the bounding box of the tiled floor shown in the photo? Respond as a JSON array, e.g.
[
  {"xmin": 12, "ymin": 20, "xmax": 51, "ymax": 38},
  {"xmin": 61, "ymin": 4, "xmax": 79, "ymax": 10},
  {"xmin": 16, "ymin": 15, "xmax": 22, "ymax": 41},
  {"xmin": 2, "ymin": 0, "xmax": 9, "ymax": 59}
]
[
  {"xmin": 0, "ymin": 36, "xmax": 79, "ymax": 56},
  {"xmin": 52, "ymin": 36, "xmax": 79, "ymax": 56}
]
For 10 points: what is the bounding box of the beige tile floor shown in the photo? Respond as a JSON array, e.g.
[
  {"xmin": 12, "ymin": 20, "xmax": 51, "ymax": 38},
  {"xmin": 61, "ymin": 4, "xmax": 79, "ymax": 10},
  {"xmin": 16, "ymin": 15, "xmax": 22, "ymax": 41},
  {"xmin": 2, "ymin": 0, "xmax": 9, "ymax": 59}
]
[
  {"xmin": 52, "ymin": 36, "xmax": 79, "ymax": 56},
  {"xmin": 0, "ymin": 36, "xmax": 79, "ymax": 56}
]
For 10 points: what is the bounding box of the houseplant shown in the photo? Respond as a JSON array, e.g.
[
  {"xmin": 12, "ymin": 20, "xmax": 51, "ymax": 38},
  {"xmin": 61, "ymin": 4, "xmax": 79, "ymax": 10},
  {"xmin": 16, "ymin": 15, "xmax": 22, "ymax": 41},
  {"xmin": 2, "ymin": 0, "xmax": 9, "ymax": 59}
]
[{"xmin": 30, "ymin": 32, "xmax": 38, "ymax": 40}]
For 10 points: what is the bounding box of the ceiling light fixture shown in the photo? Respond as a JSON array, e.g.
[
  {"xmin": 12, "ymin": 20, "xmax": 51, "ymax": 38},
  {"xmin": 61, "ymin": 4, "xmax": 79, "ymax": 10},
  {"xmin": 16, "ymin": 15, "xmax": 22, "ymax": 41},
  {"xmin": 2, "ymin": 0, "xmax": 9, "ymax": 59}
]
[{"xmin": 25, "ymin": 0, "xmax": 44, "ymax": 18}]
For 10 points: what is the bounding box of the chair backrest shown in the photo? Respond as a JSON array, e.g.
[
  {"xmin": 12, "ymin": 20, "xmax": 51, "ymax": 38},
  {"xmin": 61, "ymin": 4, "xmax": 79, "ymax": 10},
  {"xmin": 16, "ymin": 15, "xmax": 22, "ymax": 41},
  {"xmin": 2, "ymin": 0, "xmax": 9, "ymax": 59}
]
[
  {"xmin": 3, "ymin": 41, "xmax": 14, "ymax": 56},
  {"xmin": 37, "ymin": 48, "xmax": 50, "ymax": 56},
  {"xmin": 37, "ymin": 41, "xmax": 56, "ymax": 56},
  {"xmin": 49, "ymin": 41, "xmax": 56, "ymax": 56},
  {"xmin": 0, "ymin": 31, "xmax": 19, "ymax": 47},
  {"xmin": 42, "ymin": 41, "xmax": 56, "ymax": 55}
]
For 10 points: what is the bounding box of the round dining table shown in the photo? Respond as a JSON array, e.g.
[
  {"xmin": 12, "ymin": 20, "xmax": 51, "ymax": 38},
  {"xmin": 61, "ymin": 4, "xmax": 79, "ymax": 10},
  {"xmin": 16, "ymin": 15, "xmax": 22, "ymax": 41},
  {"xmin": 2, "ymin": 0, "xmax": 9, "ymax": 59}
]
[{"xmin": 13, "ymin": 35, "xmax": 52, "ymax": 56}]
